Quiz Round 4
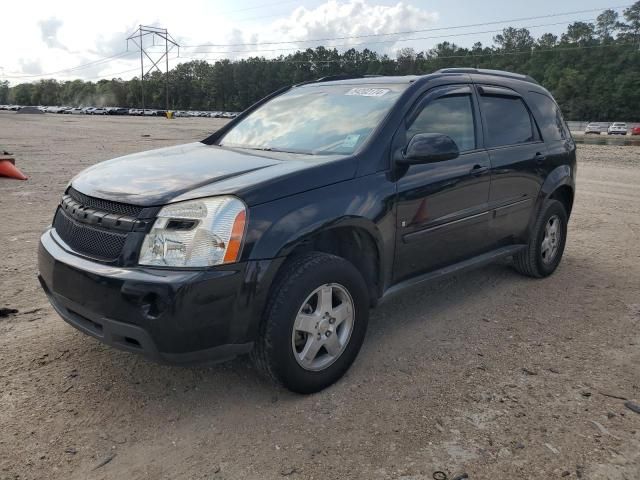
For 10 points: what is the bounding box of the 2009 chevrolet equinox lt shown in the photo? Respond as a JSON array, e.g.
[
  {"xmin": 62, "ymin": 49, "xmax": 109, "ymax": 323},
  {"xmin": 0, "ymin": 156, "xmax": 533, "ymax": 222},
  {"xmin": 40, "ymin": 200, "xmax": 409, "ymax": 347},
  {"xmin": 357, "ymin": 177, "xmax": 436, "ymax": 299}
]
[{"xmin": 38, "ymin": 68, "xmax": 576, "ymax": 393}]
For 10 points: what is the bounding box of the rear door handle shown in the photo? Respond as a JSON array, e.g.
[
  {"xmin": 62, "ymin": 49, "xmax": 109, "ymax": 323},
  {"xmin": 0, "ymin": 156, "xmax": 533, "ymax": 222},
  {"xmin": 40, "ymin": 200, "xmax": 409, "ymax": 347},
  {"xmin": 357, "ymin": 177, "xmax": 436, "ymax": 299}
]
[
  {"xmin": 470, "ymin": 164, "xmax": 489, "ymax": 176},
  {"xmin": 534, "ymin": 152, "xmax": 546, "ymax": 164}
]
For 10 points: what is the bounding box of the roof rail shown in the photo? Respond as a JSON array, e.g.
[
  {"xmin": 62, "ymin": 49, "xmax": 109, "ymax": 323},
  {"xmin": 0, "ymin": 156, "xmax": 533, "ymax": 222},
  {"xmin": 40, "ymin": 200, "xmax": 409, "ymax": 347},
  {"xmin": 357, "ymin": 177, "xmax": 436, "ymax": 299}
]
[
  {"xmin": 295, "ymin": 74, "xmax": 382, "ymax": 87},
  {"xmin": 315, "ymin": 74, "xmax": 382, "ymax": 82},
  {"xmin": 435, "ymin": 68, "xmax": 539, "ymax": 85}
]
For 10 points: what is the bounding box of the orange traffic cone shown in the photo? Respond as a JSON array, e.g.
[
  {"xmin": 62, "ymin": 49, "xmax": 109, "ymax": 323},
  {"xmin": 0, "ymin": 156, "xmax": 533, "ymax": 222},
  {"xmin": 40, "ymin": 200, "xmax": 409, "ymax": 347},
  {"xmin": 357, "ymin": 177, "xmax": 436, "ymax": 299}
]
[{"xmin": 0, "ymin": 158, "xmax": 28, "ymax": 180}]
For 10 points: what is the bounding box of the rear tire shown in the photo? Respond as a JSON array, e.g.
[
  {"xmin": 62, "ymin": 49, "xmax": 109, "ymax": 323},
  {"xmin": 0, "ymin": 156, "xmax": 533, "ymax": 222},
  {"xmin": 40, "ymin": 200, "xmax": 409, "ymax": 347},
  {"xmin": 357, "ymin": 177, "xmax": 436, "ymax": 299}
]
[
  {"xmin": 513, "ymin": 199, "xmax": 568, "ymax": 278},
  {"xmin": 252, "ymin": 252, "xmax": 369, "ymax": 393}
]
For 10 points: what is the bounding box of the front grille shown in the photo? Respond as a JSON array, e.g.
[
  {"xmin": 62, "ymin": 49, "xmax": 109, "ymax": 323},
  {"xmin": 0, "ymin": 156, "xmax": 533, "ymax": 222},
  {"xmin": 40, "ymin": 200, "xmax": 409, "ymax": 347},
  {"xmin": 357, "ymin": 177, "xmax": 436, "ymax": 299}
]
[
  {"xmin": 68, "ymin": 187, "xmax": 143, "ymax": 217},
  {"xmin": 53, "ymin": 208, "xmax": 127, "ymax": 261}
]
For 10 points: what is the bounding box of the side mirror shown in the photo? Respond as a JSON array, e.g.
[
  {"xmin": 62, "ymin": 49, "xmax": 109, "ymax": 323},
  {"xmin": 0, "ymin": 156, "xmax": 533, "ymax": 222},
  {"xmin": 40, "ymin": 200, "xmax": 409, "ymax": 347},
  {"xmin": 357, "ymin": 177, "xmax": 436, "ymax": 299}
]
[{"xmin": 397, "ymin": 133, "xmax": 460, "ymax": 165}]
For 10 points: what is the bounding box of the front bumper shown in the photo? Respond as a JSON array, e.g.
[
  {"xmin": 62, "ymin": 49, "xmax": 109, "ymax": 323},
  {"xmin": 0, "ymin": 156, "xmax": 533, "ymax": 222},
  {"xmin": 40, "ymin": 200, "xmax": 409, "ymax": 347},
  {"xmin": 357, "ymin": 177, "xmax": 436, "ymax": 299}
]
[{"xmin": 38, "ymin": 228, "xmax": 282, "ymax": 364}]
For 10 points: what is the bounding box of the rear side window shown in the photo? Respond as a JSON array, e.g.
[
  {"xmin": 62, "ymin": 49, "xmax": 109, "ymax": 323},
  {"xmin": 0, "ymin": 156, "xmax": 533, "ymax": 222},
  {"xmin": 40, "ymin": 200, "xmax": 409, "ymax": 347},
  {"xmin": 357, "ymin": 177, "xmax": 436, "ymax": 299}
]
[
  {"xmin": 480, "ymin": 95, "xmax": 535, "ymax": 148},
  {"xmin": 527, "ymin": 92, "xmax": 568, "ymax": 141},
  {"xmin": 407, "ymin": 95, "xmax": 476, "ymax": 152}
]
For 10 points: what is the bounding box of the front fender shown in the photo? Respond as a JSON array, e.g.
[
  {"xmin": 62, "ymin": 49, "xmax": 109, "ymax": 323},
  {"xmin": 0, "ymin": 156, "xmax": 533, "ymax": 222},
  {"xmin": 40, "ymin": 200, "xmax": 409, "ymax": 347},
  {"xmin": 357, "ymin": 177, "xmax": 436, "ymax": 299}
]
[{"xmin": 241, "ymin": 173, "xmax": 396, "ymax": 288}]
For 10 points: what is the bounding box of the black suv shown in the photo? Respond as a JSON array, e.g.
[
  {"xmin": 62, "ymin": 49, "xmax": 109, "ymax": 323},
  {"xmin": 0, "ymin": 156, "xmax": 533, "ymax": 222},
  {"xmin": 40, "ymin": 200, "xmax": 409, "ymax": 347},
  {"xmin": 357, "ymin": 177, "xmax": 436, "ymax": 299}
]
[{"xmin": 38, "ymin": 69, "xmax": 576, "ymax": 393}]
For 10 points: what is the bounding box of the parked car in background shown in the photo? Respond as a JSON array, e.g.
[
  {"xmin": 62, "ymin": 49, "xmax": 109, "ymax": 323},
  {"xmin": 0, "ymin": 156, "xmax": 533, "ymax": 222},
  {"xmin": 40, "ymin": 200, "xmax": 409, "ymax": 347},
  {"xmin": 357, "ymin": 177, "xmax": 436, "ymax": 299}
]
[
  {"xmin": 142, "ymin": 109, "xmax": 157, "ymax": 116},
  {"xmin": 608, "ymin": 122, "xmax": 627, "ymax": 135},
  {"xmin": 584, "ymin": 123, "xmax": 603, "ymax": 135},
  {"xmin": 631, "ymin": 126, "xmax": 640, "ymax": 136},
  {"xmin": 108, "ymin": 107, "xmax": 129, "ymax": 115},
  {"xmin": 38, "ymin": 69, "xmax": 576, "ymax": 393},
  {"xmin": 128, "ymin": 108, "xmax": 142, "ymax": 115},
  {"xmin": 92, "ymin": 108, "xmax": 108, "ymax": 115},
  {"xmin": 82, "ymin": 107, "xmax": 96, "ymax": 114},
  {"xmin": 65, "ymin": 108, "xmax": 84, "ymax": 114}
]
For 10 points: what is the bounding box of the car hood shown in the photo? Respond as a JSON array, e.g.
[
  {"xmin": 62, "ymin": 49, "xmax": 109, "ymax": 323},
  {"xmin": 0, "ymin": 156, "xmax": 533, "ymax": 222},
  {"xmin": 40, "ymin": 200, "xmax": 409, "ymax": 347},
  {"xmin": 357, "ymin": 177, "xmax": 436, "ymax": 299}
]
[{"xmin": 71, "ymin": 142, "xmax": 355, "ymax": 207}]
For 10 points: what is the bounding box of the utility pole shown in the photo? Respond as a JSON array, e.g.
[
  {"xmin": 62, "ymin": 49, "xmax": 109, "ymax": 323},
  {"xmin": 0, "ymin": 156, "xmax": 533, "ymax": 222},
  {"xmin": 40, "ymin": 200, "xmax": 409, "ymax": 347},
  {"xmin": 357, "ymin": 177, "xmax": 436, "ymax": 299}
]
[
  {"xmin": 126, "ymin": 25, "xmax": 179, "ymax": 111},
  {"xmin": 139, "ymin": 27, "xmax": 144, "ymax": 109}
]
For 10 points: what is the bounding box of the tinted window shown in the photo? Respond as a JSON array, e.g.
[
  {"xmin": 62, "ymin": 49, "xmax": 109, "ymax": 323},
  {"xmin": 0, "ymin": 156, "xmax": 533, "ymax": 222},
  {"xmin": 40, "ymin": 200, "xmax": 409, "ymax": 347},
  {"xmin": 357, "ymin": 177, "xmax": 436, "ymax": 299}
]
[
  {"xmin": 528, "ymin": 92, "xmax": 567, "ymax": 141},
  {"xmin": 220, "ymin": 84, "xmax": 407, "ymax": 155},
  {"xmin": 407, "ymin": 95, "xmax": 476, "ymax": 152},
  {"xmin": 480, "ymin": 95, "xmax": 535, "ymax": 147}
]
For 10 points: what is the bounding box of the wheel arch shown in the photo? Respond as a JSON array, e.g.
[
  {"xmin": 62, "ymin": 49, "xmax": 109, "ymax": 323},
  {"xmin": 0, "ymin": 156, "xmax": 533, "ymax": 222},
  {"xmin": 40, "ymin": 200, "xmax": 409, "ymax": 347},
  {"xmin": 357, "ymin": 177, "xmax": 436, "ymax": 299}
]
[
  {"xmin": 549, "ymin": 184, "xmax": 574, "ymax": 217},
  {"xmin": 277, "ymin": 219, "xmax": 385, "ymax": 305},
  {"xmin": 525, "ymin": 164, "xmax": 574, "ymax": 238},
  {"xmin": 247, "ymin": 214, "xmax": 386, "ymax": 307},
  {"xmin": 538, "ymin": 164, "xmax": 575, "ymax": 214}
]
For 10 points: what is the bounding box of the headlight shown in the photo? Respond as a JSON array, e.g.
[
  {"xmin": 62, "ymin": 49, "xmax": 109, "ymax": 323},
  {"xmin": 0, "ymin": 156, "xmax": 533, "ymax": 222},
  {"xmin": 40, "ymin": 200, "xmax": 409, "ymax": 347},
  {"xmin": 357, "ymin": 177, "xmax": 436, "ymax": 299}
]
[{"xmin": 139, "ymin": 196, "xmax": 246, "ymax": 267}]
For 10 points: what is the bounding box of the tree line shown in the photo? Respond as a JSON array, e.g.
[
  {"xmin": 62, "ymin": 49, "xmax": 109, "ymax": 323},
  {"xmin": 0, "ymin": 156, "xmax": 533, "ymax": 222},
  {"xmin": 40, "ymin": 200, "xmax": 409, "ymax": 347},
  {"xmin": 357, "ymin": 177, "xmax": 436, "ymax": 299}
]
[{"xmin": 2, "ymin": 2, "xmax": 639, "ymax": 121}]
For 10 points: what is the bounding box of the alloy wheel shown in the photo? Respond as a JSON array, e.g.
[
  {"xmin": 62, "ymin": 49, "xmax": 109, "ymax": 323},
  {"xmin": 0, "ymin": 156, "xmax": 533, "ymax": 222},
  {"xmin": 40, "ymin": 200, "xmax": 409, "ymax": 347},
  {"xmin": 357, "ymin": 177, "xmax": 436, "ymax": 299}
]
[
  {"xmin": 291, "ymin": 283, "xmax": 355, "ymax": 371},
  {"xmin": 541, "ymin": 214, "xmax": 561, "ymax": 264}
]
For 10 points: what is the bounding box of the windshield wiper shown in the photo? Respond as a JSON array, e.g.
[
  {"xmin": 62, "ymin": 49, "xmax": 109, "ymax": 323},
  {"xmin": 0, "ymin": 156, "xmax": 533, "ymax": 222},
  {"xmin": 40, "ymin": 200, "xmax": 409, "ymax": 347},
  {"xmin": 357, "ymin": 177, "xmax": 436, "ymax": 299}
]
[{"xmin": 228, "ymin": 145, "xmax": 313, "ymax": 155}]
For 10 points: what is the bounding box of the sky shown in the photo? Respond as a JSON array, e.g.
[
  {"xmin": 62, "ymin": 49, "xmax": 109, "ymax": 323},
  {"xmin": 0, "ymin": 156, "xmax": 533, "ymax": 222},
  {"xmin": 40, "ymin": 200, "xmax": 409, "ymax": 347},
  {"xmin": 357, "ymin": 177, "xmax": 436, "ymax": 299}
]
[{"xmin": 0, "ymin": 0, "xmax": 630, "ymax": 84}]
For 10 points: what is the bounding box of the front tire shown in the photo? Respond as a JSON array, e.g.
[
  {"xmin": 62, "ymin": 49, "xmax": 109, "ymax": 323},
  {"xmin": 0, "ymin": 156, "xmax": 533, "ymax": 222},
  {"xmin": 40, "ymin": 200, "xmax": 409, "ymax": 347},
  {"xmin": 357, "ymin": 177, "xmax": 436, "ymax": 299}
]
[
  {"xmin": 513, "ymin": 199, "xmax": 568, "ymax": 278},
  {"xmin": 252, "ymin": 252, "xmax": 369, "ymax": 393}
]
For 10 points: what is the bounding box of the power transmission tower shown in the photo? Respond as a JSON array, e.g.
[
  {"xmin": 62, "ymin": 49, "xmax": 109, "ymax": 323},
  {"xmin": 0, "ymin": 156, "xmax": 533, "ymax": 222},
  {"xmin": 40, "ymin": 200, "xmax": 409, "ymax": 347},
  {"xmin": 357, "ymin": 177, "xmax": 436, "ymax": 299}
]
[{"xmin": 126, "ymin": 25, "xmax": 179, "ymax": 111}]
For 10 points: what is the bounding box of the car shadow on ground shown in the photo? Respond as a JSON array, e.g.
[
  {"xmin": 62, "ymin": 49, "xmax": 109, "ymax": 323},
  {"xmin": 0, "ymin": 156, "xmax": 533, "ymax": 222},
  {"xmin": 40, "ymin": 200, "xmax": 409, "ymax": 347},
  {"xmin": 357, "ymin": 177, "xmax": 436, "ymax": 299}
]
[
  {"xmin": 61, "ymin": 250, "xmax": 607, "ymax": 413},
  {"xmin": 73, "ymin": 261, "xmax": 522, "ymax": 395}
]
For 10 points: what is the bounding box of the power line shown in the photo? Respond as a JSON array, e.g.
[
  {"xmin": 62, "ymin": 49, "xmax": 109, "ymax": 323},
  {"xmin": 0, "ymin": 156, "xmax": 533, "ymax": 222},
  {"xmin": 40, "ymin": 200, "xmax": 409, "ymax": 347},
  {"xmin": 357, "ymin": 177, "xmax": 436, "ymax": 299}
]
[
  {"xmin": 179, "ymin": 18, "xmax": 600, "ymax": 55},
  {"xmin": 179, "ymin": 41, "xmax": 639, "ymax": 65},
  {"xmin": 217, "ymin": 0, "xmax": 305, "ymax": 15},
  {"xmin": 181, "ymin": 5, "xmax": 631, "ymax": 48},
  {"xmin": 84, "ymin": 67, "xmax": 141, "ymax": 81},
  {"xmin": 83, "ymin": 55, "xmax": 181, "ymax": 81},
  {"xmin": 3, "ymin": 3, "xmax": 632, "ymax": 81},
  {"xmin": 3, "ymin": 52, "xmax": 135, "ymax": 79}
]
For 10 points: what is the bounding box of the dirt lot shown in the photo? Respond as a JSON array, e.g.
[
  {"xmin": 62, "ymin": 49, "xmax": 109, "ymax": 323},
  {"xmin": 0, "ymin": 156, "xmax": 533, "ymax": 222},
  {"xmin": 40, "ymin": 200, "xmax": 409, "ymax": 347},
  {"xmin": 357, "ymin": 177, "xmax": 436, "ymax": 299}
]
[{"xmin": 1, "ymin": 112, "xmax": 639, "ymax": 480}]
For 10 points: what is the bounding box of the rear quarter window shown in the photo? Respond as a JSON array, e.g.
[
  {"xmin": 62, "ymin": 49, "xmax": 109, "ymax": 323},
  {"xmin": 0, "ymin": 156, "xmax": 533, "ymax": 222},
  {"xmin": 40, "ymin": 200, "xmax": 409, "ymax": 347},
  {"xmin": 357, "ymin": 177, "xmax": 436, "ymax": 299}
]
[{"xmin": 526, "ymin": 91, "xmax": 569, "ymax": 141}]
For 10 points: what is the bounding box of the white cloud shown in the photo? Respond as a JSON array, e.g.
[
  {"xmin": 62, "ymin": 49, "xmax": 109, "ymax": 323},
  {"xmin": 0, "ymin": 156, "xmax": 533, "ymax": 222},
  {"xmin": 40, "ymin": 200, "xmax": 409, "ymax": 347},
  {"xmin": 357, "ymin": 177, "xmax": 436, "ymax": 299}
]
[
  {"xmin": 18, "ymin": 58, "xmax": 43, "ymax": 75},
  {"xmin": 38, "ymin": 17, "xmax": 68, "ymax": 51},
  {"xmin": 1, "ymin": 0, "xmax": 439, "ymax": 83},
  {"xmin": 270, "ymin": 0, "xmax": 439, "ymax": 51},
  {"xmin": 182, "ymin": 0, "xmax": 439, "ymax": 59}
]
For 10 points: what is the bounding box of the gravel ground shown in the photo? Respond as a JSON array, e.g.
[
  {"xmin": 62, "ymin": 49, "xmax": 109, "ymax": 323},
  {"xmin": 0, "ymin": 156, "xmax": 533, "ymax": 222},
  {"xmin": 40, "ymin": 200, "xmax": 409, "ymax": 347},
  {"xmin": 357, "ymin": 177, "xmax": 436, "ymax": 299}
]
[{"xmin": 0, "ymin": 112, "xmax": 639, "ymax": 480}]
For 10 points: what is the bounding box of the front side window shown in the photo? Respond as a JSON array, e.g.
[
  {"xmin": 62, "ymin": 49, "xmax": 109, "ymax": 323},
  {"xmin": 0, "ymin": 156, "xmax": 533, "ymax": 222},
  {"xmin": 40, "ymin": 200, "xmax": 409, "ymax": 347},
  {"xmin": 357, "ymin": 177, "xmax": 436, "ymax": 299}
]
[
  {"xmin": 219, "ymin": 84, "xmax": 407, "ymax": 155},
  {"xmin": 406, "ymin": 94, "xmax": 476, "ymax": 152},
  {"xmin": 480, "ymin": 95, "xmax": 536, "ymax": 148}
]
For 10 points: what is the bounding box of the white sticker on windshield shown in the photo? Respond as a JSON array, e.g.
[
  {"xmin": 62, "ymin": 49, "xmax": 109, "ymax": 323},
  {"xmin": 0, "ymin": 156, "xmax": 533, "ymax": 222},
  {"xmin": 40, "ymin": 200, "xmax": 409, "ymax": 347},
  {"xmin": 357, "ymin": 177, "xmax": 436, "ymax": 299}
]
[
  {"xmin": 345, "ymin": 87, "xmax": 390, "ymax": 97},
  {"xmin": 341, "ymin": 134, "xmax": 360, "ymax": 148}
]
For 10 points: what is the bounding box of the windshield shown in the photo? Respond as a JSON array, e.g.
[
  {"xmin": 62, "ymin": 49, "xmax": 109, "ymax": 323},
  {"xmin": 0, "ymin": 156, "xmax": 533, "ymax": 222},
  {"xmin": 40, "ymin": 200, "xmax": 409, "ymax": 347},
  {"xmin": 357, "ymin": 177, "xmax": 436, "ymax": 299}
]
[{"xmin": 219, "ymin": 83, "xmax": 407, "ymax": 155}]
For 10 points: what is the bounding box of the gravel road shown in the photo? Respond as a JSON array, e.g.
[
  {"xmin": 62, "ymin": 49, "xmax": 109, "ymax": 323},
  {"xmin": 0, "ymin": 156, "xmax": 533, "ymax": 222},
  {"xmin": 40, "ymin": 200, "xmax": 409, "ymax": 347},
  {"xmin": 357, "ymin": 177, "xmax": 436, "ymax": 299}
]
[{"xmin": 1, "ymin": 112, "xmax": 639, "ymax": 480}]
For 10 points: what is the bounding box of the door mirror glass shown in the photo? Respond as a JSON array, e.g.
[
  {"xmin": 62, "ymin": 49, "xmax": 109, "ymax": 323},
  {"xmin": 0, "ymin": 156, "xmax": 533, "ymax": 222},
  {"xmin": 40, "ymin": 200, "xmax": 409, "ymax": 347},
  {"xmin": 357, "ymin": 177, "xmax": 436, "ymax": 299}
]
[{"xmin": 399, "ymin": 133, "xmax": 460, "ymax": 165}]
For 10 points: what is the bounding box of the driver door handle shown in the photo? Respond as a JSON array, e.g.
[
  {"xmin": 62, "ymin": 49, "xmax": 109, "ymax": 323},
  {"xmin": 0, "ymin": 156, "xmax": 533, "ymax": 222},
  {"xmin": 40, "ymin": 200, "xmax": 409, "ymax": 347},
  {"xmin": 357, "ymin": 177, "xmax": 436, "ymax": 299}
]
[{"xmin": 470, "ymin": 164, "xmax": 489, "ymax": 176}]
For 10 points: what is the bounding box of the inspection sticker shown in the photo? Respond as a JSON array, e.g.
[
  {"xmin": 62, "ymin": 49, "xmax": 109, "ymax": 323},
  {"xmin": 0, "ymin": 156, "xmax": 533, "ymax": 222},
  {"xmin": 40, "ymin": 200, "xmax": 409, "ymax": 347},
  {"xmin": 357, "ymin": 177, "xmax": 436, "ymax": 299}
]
[
  {"xmin": 341, "ymin": 134, "xmax": 361, "ymax": 148},
  {"xmin": 345, "ymin": 87, "xmax": 390, "ymax": 97}
]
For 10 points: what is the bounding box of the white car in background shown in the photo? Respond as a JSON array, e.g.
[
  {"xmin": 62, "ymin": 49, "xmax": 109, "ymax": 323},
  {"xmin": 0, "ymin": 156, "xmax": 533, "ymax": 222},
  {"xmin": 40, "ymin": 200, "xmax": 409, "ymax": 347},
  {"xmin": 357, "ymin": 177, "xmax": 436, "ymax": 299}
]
[
  {"xmin": 584, "ymin": 123, "xmax": 603, "ymax": 135},
  {"xmin": 607, "ymin": 122, "xmax": 627, "ymax": 135}
]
